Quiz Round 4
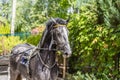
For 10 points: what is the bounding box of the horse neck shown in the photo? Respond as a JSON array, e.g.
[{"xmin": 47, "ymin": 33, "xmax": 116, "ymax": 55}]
[{"xmin": 38, "ymin": 36, "xmax": 56, "ymax": 66}]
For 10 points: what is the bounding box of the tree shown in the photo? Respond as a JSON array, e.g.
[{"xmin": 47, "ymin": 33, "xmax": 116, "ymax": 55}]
[
  {"xmin": 96, "ymin": 0, "xmax": 120, "ymax": 28},
  {"xmin": 0, "ymin": 0, "xmax": 12, "ymax": 23}
]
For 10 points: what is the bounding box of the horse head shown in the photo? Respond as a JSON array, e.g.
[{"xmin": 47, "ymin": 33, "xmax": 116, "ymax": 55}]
[{"xmin": 45, "ymin": 18, "xmax": 72, "ymax": 58}]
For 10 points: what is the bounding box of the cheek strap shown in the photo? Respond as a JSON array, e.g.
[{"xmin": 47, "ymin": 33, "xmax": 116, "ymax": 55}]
[{"xmin": 49, "ymin": 32, "xmax": 57, "ymax": 50}]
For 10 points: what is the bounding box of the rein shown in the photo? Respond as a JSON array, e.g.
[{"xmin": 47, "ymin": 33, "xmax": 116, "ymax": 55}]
[{"xmin": 37, "ymin": 51, "xmax": 57, "ymax": 69}]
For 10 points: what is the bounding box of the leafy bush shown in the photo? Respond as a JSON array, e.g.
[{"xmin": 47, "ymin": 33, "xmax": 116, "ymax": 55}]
[
  {"xmin": 68, "ymin": 4, "xmax": 120, "ymax": 79},
  {"xmin": 66, "ymin": 71, "xmax": 114, "ymax": 80},
  {"xmin": 0, "ymin": 18, "xmax": 10, "ymax": 34},
  {"xmin": 0, "ymin": 36, "xmax": 26, "ymax": 55},
  {"xmin": 96, "ymin": 0, "xmax": 120, "ymax": 27},
  {"xmin": 26, "ymin": 33, "xmax": 42, "ymax": 46},
  {"xmin": 0, "ymin": 26, "xmax": 10, "ymax": 34}
]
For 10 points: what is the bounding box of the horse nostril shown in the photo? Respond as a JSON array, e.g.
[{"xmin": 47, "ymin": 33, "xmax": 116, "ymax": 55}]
[
  {"xmin": 65, "ymin": 53, "xmax": 68, "ymax": 55},
  {"xmin": 63, "ymin": 53, "xmax": 71, "ymax": 58}
]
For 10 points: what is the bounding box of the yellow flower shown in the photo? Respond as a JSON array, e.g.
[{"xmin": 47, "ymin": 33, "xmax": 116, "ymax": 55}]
[
  {"xmin": 92, "ymin": 38, "xmax": 98, "ymax": 44},
  {"xmin": 103, "ymin": 44, "xmax": 108, "ymax": 48},
  {"xmin": 96, "ymin": 26, "xmax": 103, "ymax": 32}
]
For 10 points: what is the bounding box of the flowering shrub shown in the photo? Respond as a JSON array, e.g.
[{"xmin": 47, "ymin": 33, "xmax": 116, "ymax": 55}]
[{"xmin": 31, "ymin": 25, "xmax": 45, "ymax": 35}]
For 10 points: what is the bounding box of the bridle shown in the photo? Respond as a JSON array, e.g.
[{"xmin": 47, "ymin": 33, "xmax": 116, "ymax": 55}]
[{"xmin": 36, "ymin": 23, "xmax": 68, "ymax": 69}]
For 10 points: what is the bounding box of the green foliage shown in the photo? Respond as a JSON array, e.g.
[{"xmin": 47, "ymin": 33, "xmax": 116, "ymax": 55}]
[
  {"xmin": 0, "ymin": 26, "xmax": 10, "ymax": 34},
  {"xmin": 15, "ymin": 0, "xmax": 47, "ymax": 32},
  {"xmin": 0, "ymin": 36, "xmax": 26, "ymax": 55},
  {"xmin": 96, "ymin": 0, "xmax": 120, "ymax": 27},
  {"xmin": 26, "ymin": 33, "xmax": 42, "ymax": 46},
  {"xmin": 68, "ymin": 4, "xmax": 120, "ymax": 79},
  {"xmin": 66, "ymin": 71, "xmax": 115, "ymax": 80},
  {"xmin": 15, "ymin": 0, "xmax": 37, "ymax": 32},
  {"xmin": 0, "ymin": 1, "xmax": 12, "ymax": 21},
  {"xmin": 0, "ymin": 17, "xmax": 10, "ymax": 34},
  {"xmin": 72, "ymin": 72, "xmax": 97, "ymax": 80},
  {"xmin": 34, "ymin": 0, "xmax": 70, "ymax": 18}
]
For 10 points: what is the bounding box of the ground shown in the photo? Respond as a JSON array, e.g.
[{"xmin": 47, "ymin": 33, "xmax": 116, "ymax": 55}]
[
  {"xmin": 0, "ymin": 74, "xmax": 8, "ymax": 80},
  {"xmin": 0, "ymin": 74, "xmax": 26, "ymax": 80}
]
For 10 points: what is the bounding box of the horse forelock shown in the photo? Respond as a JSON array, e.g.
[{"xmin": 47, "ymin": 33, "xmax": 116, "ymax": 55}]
[{"xmin": 46, "ymin": 18, "xmax": 67, "ymax": 30}]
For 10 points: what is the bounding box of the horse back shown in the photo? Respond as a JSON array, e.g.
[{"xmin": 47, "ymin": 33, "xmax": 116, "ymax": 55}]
[{"xmin": 10, "ymin": 43, "xmax": 35, "ymax": 70}]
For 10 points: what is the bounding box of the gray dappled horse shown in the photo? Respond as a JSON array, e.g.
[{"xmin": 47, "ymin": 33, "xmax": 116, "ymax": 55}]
[{"xmin": 10, "ymin": 18, "xmax": 72, "ymax": 80}]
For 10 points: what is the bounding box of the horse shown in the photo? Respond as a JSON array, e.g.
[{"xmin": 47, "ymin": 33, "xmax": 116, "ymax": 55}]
[{"xmin": 9, "ymin": 18, "xmax": 72, "ymax": 80}]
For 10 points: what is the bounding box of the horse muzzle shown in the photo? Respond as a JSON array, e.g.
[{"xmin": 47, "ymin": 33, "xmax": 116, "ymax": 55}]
[{"xmin": 63, "ymin": 49, "xmax": 72, "ymax": 58}]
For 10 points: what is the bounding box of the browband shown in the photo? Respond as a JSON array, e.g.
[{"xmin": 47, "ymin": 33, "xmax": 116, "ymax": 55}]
[{"xmin": 53, "ymin": 24, "xmax": 66, "ymax": 28}]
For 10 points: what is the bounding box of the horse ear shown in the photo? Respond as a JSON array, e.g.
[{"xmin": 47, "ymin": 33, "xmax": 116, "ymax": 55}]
[
  {"xmin": 46, "ymin": 17, "xmax": 55, "ymax": 30},
  {"xmin": 51, "ymin": 17, "xmax": 57, "ymax": 24}
]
